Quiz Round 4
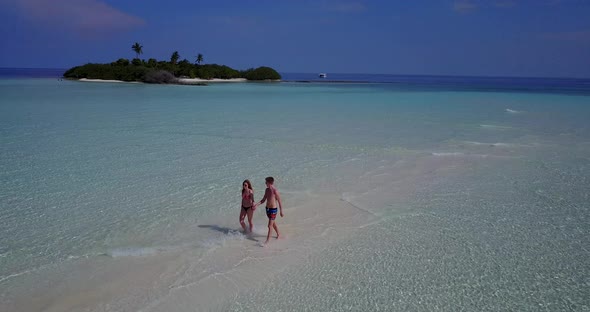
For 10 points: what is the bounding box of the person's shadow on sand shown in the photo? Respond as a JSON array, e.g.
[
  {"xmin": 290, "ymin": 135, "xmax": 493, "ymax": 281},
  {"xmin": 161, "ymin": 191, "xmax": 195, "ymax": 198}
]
[{"xmin": 198, "ymin": 225, "xmax": 259, "ymax": 242}]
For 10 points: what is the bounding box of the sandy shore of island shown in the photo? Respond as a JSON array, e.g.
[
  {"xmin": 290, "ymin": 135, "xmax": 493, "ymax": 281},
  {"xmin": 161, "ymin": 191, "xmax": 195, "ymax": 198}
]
[
  {"xmin": 177, "ymin": 78, "xmax": 247, "ymax": 84},
  {"xmin": 77, "ymin": 78, "xmax": 249, "ymax": 84}
]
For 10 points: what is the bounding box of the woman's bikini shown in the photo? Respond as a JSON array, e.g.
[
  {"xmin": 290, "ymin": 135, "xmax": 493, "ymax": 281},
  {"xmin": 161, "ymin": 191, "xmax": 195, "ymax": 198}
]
[{"xmin": 242, "ymin": 190, "xmax": 253, "ymax": 211}]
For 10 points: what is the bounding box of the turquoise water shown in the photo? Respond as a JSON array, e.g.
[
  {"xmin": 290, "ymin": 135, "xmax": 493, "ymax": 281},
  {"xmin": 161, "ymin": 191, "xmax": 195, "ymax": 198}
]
[{"xmin": 1, "ymin": 78, "xmax": 589, "ymax": 311}]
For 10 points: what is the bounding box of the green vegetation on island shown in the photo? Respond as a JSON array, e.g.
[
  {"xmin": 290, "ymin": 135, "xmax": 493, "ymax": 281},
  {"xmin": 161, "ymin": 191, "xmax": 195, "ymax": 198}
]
[{"xmin": 63, "ymin": 43, "xmax": 281, "ymax": 83}]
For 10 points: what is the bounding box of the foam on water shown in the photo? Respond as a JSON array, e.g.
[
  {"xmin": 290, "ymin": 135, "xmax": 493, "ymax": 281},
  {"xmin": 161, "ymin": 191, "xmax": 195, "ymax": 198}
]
[
  {"xmin": 106, "ymin": 247, "xmax": 167, "ymax": 258},
  {"xmin": 463, "ymin": 141, "xmax": 514, "ymax": 147},
  {"xmin": 431, "ymin": 152, "xmax": 465, "ymax": 156},
  {"xmin": 200, "ymin": 229, "xmax": 246, "ymax": 249},
  {"xmin": 480, "ymin": 124, "xmax": 514, "ymax": 130}
]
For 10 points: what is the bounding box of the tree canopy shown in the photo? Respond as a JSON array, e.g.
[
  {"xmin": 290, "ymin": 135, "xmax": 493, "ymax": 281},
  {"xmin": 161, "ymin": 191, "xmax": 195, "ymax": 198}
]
[
  {"xmin": 132, "ymin": 43, "xmax": 143, "ymax": 59},
  {"xmin": 63, "ymin": 57, "xmax": 281, "ymax": 83},
  {"xmin": 170, "ymin": 51, "xmax": 180, "ymax": 65},
  {"xmin": 63, "ymin": 43, "xmax": 281, "ymax": 83}
]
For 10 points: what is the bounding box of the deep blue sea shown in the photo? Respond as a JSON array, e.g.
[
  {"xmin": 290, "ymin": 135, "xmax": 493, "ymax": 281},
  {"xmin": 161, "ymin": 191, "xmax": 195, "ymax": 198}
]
[
  {"xmin": 1, "ymin": 68, "xmax": 588, "ymax": 311},
  {"xmin": 282, "ymin": 72, "xmax": 590, "ymax": 94}
]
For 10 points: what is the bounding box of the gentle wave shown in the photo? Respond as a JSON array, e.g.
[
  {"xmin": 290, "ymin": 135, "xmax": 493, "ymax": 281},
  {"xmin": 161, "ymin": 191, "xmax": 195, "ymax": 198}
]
[
  {"xmin": 480, "ymin": 124, "xmax": 513, "ymax": 130},
  {"xmin": 201, "ymin": 230, "xmax": 246, "ymax": 249},
  {"xmin": 340, "ymin": 192, "xmax": 378, "ymax": 216},
  {"xmin": 431, "ymin": 152, "xmax": 494, "ymax": 158},
  {"xmin": 463, "ymin": 141, "xmax": 512, "ymax": 147},
  {"xmin": 0, "ymin": 269, "xmax": 34, "ymax": 284},
  {"xmin": 105, "ymin": 247, "xmax": 164, "ymax": 258},
  {"xmin": 432, "ymin": 152, "xmax": 465, "ymax": 156}
]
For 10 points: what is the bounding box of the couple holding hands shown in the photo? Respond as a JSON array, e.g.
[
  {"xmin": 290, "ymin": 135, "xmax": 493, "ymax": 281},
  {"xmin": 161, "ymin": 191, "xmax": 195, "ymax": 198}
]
[{"xmin": 240, "ymin": 177, "xmax": 283, "ymax": 245}]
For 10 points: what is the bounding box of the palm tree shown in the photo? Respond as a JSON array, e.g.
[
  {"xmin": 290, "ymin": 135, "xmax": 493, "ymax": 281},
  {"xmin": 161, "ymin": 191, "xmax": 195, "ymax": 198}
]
[
  {"xmin": 171, "ymin": 51, "xmax": 180, "ymax": 65},
  {"xmin": 132, "ymin": 42, "xmax": 143, "ymax": 59},
  {"xmin": 196, "ymin": 53, "xmax": 204, "ymax": 65}
]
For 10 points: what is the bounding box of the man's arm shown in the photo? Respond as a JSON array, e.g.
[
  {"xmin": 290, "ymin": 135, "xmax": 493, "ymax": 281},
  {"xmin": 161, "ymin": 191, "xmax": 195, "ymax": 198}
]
[
  {"xmin": 276, "ymin": 189, "xmax": 284, "ymax": 217},
  {"xmin": 255, "ymin": 189, "xmax": 268, "ymax": 207}
]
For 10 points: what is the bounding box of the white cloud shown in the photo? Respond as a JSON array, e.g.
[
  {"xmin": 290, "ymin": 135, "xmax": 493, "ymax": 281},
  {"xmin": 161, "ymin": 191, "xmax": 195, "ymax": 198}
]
[{"xmin": 2, "ymin": 0, "xmax": 145, "ymax": 35}]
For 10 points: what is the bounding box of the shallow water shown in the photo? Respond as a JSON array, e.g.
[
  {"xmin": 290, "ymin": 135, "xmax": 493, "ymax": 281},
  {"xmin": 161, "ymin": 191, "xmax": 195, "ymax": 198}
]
[{"xmin": 1, "ymin": 77, "xmax": 589, "ymax": 311}]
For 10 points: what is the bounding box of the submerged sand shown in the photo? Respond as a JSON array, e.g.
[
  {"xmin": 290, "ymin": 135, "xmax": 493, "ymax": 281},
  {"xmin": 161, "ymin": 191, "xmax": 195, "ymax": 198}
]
[{"xmin": 4, "ymin": 152, "xmax": 481, "ymax": 311}]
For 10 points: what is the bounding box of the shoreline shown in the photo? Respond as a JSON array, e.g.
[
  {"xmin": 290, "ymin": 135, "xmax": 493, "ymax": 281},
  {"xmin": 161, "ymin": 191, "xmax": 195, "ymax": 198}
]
[
  {"xmin": 75, "ymin": 77, "xmax": 276, "ymax": 85},
  {"xmin": 2, "ymin": 192, "xmax": 377, "ymax": 312},
  {"xmin": 177, "ymin": 77, "xmax": 247, "ymax": 84}
]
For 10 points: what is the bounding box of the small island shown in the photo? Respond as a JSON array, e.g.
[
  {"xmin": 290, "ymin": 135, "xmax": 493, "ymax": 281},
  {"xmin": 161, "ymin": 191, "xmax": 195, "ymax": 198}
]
[{"xmin": 63, "ymin": 42, "xmax": 281, "ymax": 84}]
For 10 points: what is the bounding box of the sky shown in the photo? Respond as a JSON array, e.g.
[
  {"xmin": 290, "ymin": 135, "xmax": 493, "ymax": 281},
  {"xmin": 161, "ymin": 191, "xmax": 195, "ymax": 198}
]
[{"xmin": 1, "ymin": 0, "xmax": 589, "ymax": 78}]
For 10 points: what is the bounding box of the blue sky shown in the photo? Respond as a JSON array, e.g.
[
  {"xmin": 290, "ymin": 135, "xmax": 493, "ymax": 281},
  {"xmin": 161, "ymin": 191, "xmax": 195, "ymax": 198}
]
[{"xmin": 1, "ymin": 0, "xmax": 589, "ymax": 77}]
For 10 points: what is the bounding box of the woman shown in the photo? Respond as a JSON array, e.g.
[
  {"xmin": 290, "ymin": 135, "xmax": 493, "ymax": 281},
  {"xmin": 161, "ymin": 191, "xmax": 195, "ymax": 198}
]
[{"xmin": 240, "ymin": 179, "xmax": 255, "ymax": 233}]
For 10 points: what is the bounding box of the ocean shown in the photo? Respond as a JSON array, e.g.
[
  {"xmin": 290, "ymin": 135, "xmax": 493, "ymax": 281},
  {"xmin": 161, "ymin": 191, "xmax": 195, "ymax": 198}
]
[{"xmin": 1, "ymin": 69, "xmax": 589, "ymax": 311}]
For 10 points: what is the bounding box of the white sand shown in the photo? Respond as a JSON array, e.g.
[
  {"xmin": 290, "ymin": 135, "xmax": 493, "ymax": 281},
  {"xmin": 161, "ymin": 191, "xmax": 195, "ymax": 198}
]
[
  {"xmin": 5, "ymin": 194, "xmax": 372, "ymax": 312},
  {"xmin": 177, "ymin": 78, "xmax": 247, "ymax": 84},
  {"xmin": 78, "ymin": 78, "xmax": 247, "ymax": 84}
]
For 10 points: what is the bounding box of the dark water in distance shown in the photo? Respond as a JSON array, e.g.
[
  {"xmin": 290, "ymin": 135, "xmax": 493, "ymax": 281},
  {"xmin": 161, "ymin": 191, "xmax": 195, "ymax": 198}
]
[
  {"xmin": 280, "ymin": 72, "xmax": 590, "ymax": 94},
  {"xmin": 2, "ymin": 68, "xmax": 590, "ymax": 94}
]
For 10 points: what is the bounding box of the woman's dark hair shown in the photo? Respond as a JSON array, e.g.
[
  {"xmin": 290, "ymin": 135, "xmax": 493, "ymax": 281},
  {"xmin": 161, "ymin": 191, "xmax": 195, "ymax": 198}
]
[{"xmin": 242, "ymin": 179, "xmax": 253, "ymax": 193}]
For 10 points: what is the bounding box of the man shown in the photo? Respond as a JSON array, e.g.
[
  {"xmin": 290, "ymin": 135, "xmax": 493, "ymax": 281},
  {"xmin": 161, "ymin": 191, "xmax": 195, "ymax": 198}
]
[{"xmin": 253, "ymin": 177, "xmax": 284, "ymax": 245}]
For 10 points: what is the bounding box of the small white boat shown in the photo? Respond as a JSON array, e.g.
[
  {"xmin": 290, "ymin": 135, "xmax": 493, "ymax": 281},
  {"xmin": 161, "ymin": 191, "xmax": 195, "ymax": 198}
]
[{"xmin": 318, "ymin": 73, "xmax": 327, "ymax": 78}]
